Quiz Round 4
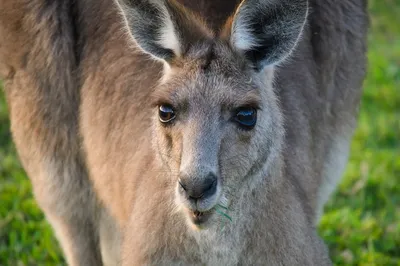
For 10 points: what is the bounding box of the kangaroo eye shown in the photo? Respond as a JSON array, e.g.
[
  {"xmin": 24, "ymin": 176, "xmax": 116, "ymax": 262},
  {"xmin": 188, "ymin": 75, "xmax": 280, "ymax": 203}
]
[
  {"xmin": 159, "ymin": 105, "xmax": 176, "ymax": 123},
  {"xmin": 234, "ymin": 107, "xmax": 257, "ymax": 130}
]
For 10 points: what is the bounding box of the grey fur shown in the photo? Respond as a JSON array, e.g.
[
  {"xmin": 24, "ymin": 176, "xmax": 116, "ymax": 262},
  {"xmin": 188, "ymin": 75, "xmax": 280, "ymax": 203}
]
[{"xmin": 0, "ymin": 0, "xmax": 368, "ymax": 265}]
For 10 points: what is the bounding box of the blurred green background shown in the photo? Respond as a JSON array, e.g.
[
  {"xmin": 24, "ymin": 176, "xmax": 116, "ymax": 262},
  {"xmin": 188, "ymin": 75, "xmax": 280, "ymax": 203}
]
[{"xmin": 0, "ymin": 0, "xmax": 399, "ymax": 265}]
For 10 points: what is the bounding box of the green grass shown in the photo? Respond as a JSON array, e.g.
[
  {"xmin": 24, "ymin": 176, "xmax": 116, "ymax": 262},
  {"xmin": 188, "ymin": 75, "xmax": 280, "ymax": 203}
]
[
  {"xmin": 318, "ymin": 1, "xmax": 400, "ymax": 265},
  {"xmin": 0, "ymin": 0, "xmax": 399, "ymax": 265}
]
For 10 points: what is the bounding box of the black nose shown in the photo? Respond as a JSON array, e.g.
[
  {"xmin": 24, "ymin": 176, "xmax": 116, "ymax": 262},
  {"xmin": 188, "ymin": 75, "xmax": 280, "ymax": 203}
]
[{"xmin": 179, "ymin": 173, "xmax": 217, "ymax": 200}]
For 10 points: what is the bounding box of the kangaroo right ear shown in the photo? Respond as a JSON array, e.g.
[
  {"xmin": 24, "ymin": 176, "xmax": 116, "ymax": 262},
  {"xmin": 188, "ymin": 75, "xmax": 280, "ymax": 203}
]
[{"xmin": 118, "ymin": 0, "xmax": 212, "ymax": 63}]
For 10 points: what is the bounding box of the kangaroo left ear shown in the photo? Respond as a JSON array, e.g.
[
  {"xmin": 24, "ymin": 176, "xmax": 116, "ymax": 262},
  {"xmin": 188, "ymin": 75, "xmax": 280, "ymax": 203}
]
[{"xmin": 226, "ymin": 0, "xmax": 308, "ymax": 71}]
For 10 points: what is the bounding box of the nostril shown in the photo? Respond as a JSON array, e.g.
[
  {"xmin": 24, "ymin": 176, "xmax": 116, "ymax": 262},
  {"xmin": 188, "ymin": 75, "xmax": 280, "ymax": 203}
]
[
  {"xmin": 204, "ymin": 179, "xmax": 215, "ymax": 192},
  {"xmin": 178, "ymin": 180, "xmax": 187, "ymax": 191},
  {"xmin": 202, "ymin": 175, "xmax": 217, "ymax": 198}
]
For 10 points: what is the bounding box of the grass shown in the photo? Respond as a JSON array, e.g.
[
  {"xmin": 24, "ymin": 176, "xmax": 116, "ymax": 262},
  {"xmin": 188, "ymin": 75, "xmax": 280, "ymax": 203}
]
[
  {"xmin": 0, "ymin": 0, "xmax": 399, "ymax": 265},
  {"xmin": 318, "ymin": 1, "xmax": 400, "ymax": 265}
]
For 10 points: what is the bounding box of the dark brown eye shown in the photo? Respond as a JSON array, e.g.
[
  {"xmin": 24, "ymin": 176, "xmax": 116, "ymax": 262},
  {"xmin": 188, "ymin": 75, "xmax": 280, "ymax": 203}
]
[
  {"xmin": 159, "ymin": 105, "xmax": 176, "ymax": 123},
  {"xmin": 234, "ymin": 107, "xmax": 257, "ymax": 130}
]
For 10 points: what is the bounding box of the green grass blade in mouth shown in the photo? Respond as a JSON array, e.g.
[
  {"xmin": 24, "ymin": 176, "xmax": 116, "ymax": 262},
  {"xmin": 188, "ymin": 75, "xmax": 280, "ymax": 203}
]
[{"xmin": 215, "ymin": 208, "xmax": 232, "ymax": 222}]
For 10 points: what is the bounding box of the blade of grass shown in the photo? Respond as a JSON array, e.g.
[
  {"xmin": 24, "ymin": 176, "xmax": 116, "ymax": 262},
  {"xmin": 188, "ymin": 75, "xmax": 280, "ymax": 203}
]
[{"xmin": 215, "ymin": 208, "xmax": 232, "ymax": 222}]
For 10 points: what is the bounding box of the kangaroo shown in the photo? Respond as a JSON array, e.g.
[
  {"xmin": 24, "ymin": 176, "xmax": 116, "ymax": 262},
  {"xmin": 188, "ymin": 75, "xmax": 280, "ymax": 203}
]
[{"xmin": 0, "ymin": 0, "xmax": 368, "ymax": 265}]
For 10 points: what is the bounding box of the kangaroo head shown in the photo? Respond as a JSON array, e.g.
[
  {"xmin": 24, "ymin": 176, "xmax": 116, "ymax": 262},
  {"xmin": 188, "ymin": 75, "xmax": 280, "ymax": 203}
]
[{"xmin": 119, "ymin": 0, "xmax": 308, "ymax": 229}]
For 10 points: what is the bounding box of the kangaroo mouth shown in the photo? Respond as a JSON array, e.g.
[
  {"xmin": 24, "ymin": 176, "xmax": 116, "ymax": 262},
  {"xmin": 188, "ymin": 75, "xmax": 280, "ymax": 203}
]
[{"xmin": 189, "ymin": 209, "xmax": 213, "ymax": 226}]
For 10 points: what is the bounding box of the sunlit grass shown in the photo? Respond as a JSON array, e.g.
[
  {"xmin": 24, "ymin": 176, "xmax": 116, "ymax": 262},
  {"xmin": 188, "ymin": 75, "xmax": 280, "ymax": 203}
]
[{"xmin": 319, "ymin": 1, "xmax": 400, "ymax": 265}]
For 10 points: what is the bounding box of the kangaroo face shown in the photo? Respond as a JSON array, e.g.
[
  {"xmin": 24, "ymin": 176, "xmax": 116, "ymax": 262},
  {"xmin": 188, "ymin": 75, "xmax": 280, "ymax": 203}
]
[
  {"xmin": 150, "ymin": 43, "xmax": 283, "ymax": 228},
  {"xmin": 119, "ymin": 0, "xmax": 308, "ymax": 228}
]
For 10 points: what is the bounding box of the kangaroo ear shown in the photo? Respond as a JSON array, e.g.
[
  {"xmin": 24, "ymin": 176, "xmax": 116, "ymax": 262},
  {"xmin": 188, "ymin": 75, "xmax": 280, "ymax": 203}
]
[
  {"xmin": 119, "ymin": 0, "xmax": 211, "ymax": 63},
  {"xmin": 228, "ymin": 0, "xmax": 308, "ymax": 70}
]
